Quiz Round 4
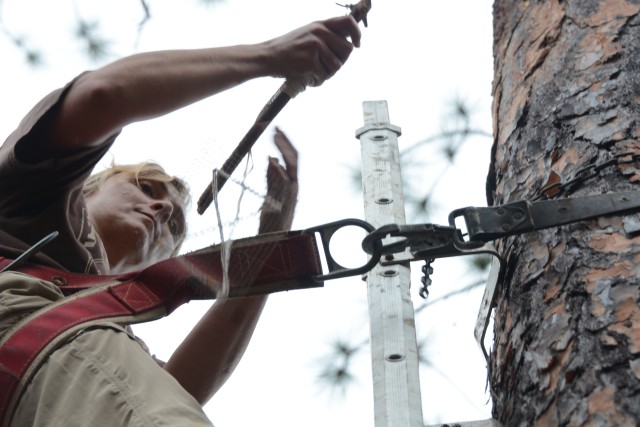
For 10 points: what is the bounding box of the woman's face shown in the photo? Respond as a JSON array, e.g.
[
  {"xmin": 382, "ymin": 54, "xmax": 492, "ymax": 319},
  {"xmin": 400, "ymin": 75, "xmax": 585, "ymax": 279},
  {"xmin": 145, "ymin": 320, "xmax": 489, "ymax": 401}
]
[{"xmin": 85, "ymin": 173, "xmax": 185, "ymax": 273}]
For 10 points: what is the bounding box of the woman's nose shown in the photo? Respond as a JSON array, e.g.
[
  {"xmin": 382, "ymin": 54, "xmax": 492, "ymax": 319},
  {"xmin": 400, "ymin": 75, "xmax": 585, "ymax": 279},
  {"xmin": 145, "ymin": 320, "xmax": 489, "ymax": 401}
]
[{"xmin": 151, "ymin": 199, "xmax": 173, "ymax": 223}]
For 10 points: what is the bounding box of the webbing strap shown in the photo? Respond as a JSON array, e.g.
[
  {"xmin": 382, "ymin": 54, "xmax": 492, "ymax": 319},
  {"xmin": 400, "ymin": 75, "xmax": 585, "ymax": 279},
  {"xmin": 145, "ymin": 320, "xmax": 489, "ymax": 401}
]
[{"xmin": 0, "ymin": 230, "xmax": 322, "ymax": 426}]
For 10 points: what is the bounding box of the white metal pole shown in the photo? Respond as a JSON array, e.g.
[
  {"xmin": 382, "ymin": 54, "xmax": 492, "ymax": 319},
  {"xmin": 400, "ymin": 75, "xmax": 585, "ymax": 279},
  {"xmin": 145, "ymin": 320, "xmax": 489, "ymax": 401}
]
[{"xmin": 356, "ymin": 100, "xmax": 424, "ymax": 427}]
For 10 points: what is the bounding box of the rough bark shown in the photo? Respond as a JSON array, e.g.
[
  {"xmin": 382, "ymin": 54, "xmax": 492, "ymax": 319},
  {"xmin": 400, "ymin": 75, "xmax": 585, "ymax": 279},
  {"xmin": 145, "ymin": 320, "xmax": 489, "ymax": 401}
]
[{"xmin": 487, "ymin": 0, "xmax": 640, "ymax": 425}]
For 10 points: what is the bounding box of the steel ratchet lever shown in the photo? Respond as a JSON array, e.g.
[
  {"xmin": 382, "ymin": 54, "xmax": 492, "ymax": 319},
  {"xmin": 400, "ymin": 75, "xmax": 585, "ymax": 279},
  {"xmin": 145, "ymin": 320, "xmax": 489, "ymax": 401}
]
[
  {"xmin": 361, "ymin": 222, "xmax": 503, "ymax": 264},
  {"xmin": 362, "ymin": 223, "xmax": 461, "ymax": 257}
]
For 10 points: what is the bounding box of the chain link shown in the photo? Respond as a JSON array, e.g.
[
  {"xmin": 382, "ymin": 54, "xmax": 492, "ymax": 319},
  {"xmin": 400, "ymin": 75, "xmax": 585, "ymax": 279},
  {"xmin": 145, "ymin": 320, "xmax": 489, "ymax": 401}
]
[
  {"xmin": 419, "ymin": 258, "xmax": 434, "ymax": 299},
  {"xmin": 533, "ymin": 151, "xmax": 640, "ymax": 201}
]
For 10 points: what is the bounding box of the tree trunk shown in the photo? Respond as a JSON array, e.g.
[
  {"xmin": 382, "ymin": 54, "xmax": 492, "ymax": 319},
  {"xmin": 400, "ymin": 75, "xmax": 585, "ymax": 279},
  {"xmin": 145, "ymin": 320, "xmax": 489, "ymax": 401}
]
[{"xmin": 488, "ymin": 0, "xmax": 640, "ymax": 425}]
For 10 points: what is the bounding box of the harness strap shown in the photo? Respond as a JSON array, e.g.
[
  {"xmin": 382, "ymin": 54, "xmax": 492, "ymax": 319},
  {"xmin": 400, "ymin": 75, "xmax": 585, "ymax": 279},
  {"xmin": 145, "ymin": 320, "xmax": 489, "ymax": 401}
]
[{"xmin": 0, "ymin": 230, "xmax": 322, "ymax": 427}]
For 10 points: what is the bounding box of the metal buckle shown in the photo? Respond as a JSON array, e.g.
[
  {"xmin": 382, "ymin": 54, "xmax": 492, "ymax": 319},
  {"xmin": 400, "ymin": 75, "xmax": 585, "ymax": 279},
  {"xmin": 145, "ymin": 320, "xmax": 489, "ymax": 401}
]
[
  {"xmin": 303, "ymin": 219, "xmax": 380, "ymax": 282},
  {"xmin": 361, "ymin": 222, "xmax": 501, "ymax": 264},
  {"xmin": 448, "ymin": 207, "xmax": 490, "ymax": 250}
]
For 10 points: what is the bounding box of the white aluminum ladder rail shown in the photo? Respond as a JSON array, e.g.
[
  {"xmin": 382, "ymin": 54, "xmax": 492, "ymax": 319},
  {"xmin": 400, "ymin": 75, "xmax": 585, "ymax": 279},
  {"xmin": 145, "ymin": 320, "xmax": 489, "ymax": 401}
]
[
  {"xmin": 356, "ymin": 101, "xmax": 503, "ymax": 427},
  {"xmin": 357, "ymin": 100, "xmax": 424, "ymax": 427}
]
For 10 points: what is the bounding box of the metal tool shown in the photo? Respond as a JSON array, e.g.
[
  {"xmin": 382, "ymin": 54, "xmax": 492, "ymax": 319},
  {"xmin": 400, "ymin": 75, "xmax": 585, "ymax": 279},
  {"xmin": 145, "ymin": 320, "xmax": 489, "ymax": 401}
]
[
  {"xmin": 196, "ymin": 0, "xmax": 372, "ymax": 215},
  {"xmin": 0, "ymin": 231, "xmax": 59, "ymax": 273}
]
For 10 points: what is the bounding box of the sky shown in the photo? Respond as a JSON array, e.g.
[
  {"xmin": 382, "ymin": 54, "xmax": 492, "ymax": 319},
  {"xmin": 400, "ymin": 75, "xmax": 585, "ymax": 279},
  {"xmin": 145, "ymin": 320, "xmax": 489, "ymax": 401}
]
[{"xmin": 0, "ymin": 1, "xmax": 495, "ymax": 425}]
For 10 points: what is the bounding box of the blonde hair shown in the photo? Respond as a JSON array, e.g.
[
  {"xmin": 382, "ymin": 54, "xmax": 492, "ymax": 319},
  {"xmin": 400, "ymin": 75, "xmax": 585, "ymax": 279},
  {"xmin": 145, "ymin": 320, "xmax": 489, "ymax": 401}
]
[{"xmin": 83, "ymin": 162, "xmax": 191, "ymax": 255}]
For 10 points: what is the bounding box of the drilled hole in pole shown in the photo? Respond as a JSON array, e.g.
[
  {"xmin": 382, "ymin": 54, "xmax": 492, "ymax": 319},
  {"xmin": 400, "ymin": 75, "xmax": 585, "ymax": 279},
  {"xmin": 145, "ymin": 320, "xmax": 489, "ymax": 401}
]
[
  {"xmin": 380, "ymin": 270, "xmax": 398, "ymax": 277},
  {"xmin": 386, "ymin": 354, "xmax": 405, "ymax": 362},
  {"xmin": 376, "ymin": 198, "xmax": 392, "ymax": 204},
  {"xmin": 372, "ymin": 134, "xmax": 387, "ymax": 141}
]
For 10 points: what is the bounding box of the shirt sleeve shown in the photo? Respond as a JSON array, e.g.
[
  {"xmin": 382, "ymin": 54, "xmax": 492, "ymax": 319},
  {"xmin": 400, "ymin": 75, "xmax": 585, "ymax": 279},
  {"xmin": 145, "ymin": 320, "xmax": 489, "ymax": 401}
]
[
  {"xmin": 0, "ymin": 74, "xmax": 120, "ymax": 216},
  {"xmin": 0, "ymin": 73, "xmax": 120, "ymax": 274}
]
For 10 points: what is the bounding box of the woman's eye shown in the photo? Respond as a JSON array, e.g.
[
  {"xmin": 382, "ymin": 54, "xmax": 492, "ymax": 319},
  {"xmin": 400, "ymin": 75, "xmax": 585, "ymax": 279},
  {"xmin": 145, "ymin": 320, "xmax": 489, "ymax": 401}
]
[{"xmin": 138, "ymin": 181, "xmax": 154, "ymax": 196}]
